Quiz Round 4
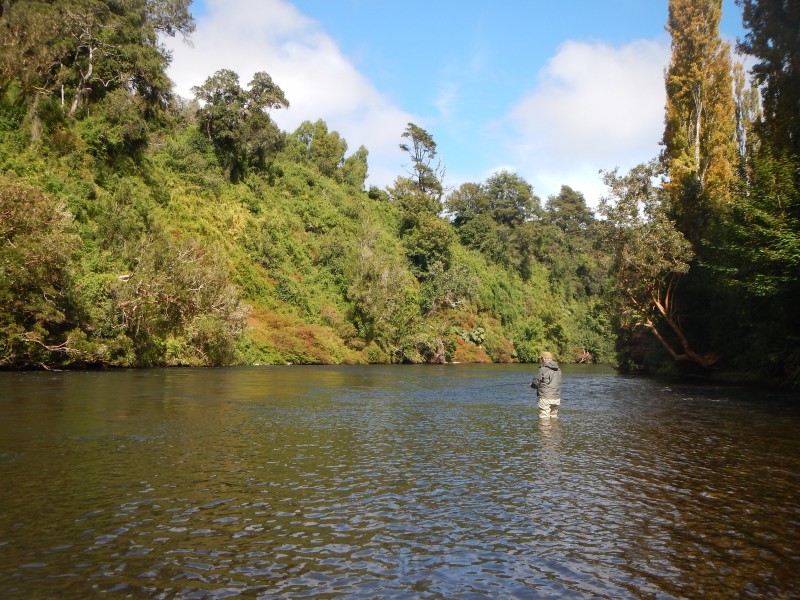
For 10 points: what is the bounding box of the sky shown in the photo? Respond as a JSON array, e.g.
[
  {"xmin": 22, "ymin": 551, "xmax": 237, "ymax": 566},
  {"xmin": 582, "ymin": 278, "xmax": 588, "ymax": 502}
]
[{"xmin": 164, "ymin": 0, "xmax": 747, "ymax": 207}]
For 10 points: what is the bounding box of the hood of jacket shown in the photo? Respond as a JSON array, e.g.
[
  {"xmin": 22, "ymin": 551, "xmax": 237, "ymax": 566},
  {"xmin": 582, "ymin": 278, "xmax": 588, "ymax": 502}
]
[{"xmin": 541, "ymin": 359, "xmax": 559, "ymax": 371}]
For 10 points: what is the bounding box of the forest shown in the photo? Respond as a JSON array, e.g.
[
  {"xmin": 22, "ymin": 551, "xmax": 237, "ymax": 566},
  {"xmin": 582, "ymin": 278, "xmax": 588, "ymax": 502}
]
[{"xmin": 0, "ymin": 0, "xmax": 797, "ymax": 388}]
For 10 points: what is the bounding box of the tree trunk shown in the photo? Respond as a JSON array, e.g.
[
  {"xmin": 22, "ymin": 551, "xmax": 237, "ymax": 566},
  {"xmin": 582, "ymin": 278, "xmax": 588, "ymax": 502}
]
[
  {"xmin": 29, "ymin": 94, "xmax": 41, "ymax": 141},
  {"xmin": 692, "ymin": 85, "xmax": 703, "ymax": 177},
  {"xmin": 68, "ymin": 46, "xmax": 94, "ymax": 118},
  {"xmin": 644, "ymin": 278, "xmax": 720, "ymax": 368}
]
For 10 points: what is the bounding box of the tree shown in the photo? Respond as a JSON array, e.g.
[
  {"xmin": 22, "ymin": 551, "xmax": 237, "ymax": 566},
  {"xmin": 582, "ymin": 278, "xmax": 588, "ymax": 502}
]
[
  {"xmin": 293, "ymin": 119, "xmax": 348, "ymax": 178},
  {"xmin": 114, "ymin": 231, "xmax": 247, "ymax": 366},
  {"xmin": 342, "ymin": 145, "xmax": 369, "ymax": 189},
  {"xmin": 600, "ymin": 162, "xmax": 718, "ymax": 368},
  {"xmin": 675, "ymin": 0, "xmax": 800, "ymax": 384},
  {"xmin": 0, "ymin": 177, "xmax": 81, "ymax": 366},
  {"xmin": 390, "ymin": 125, "xmax": 454, "ymax": 276},
  {"xmin": 80, "ymin": 88, "xmax": 150, "ymax": 161},
  {"xmin": 0, "ymin": 0, "xmax": 195, "ymax": 125},
  {"xmin": 144, "ymin": 0, "xmax": 195, "ymax": 38},
  {"xmin": 732, "ymin": 61, "xmax": 762, "ymax": 183},
  {"xmin": 0, "ymin": 2, "xmax": 62, "ymax": 120},
  {"xmin": 192, "ymin": 69, "xmax": 288, "ymax": 181},
  {"xmin": 446, "ymin": 182, "xmax": 487, "ymax": 227},
  {"xmin": 544, "ymin": 185, "xmax": 595, "ymax": 236},
  {"xmin": 483, "ymin": 170, "xmax": 540, "ymax": 227},
  {"xmin": 541, "ymin": 186, "xmax": 604, "ymax": 300},
  {"xmin": 399, "ymin": 122, "xmax": 445, "ymax": 200},
  {"xmin": 402, "ymin": 214, "xmax": 455, "ymax": 276},
  {"xmin": 344, "ymin": 223, "xmax": 418, "ymax": 361},
  {"xmin": 63, "ymin": 0, "xmax": 119, "ymax": 118},
  {"xmin": 192, "ymin": 69, "xmax": 246, "ymax": 175},
  {"xmin": 246, "ymin": 71, "xmax": 291, "ymax": 112},
  {"xmin": 445, "ymin": 172, "xmax": 540, "ymax": 277},
  {"xmin": 719, "ymin": 153, "xmax": 800, "ymax": 297},
  {"xmin": 446, "ymin": 171, "xmax": 539, "ymax": 230},
  {"xmin": 420, "ymin": 261, "xmax": 479, "ymax": 314},
  {"xmin": 288, "ymin": 120, "xmax": 369, "ymax": 187},
  {"xmin": 388, "ymin": 177, "xmax": 454, "ymax": 276},
  {"xmin": 661, "ymin": 0, "xmax": 738, "ymax": 244},
  {"xmin": 737, "ymin": 0, "xmax": 800, "ymax": 157}
]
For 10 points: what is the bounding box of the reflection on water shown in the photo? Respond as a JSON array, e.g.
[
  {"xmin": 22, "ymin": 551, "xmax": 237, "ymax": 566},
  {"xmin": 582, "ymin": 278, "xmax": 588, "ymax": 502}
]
[{"xmin": 1, "ymin": 365, "xmax": 799, "ymax": 598}]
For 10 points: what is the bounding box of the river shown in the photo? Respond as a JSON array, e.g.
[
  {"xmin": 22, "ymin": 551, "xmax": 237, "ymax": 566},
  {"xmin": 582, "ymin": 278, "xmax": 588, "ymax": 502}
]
[{"xmin": 1, "ymin": 364, "xmax": 798, "ymax": 599}]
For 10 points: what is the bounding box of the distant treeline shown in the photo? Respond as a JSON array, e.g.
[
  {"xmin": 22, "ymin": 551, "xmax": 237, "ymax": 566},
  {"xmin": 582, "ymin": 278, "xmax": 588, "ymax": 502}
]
[{"xmin": 0, "ymin": 0, "xmax": 797, "ymax": 388}]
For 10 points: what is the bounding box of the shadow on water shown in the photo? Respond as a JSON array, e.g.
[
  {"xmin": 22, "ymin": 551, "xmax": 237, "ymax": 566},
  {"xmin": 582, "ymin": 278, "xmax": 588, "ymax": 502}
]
[{"xmin": 0, "ymin": 364, "xmax": 798, "ymax": 598}]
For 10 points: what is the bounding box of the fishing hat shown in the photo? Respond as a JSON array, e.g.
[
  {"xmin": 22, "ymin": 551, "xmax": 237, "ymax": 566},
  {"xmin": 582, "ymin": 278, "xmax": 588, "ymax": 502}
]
[{"xmin": 540, "ymin": 351, "xmax": 553, "ymax": 361}]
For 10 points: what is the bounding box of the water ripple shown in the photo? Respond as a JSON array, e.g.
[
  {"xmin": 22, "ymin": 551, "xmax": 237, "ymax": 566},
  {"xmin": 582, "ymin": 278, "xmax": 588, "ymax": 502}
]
[{"xmin": 1, "ymin": 366, "xmax": 799, "ymax": 598}]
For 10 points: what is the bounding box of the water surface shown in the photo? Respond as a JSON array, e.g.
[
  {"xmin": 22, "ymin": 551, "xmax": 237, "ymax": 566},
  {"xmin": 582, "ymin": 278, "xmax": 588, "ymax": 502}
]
[{"xmin": 1, "ymin": 365, "xmax": 798, "ymax": 598}]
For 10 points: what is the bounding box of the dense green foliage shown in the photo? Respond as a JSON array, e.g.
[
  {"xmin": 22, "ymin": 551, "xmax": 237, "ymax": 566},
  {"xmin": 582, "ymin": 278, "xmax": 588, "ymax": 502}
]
[
  {"xmin": 1, "ymin": 0, "xmax": 797, "ymax": 388},
  {"xmin": 0, "ymin": 2, "xmax": 613, "ymax": 368},
  {"xmin": 0, "ymin": 99, "xmax": 612, "ymax": 367},
  {"xmin": 606, "ymin": 0, "xmax": 800, "ymax": 387},
  {"xmin": 737, "ymin": 0, "xmax": 800, "ymax": 157}
]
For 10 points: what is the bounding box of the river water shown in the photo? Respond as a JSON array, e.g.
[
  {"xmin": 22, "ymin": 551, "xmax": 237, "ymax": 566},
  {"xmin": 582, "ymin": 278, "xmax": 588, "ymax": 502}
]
[{"xmin": 1, "ymin": 365, "xmax": 798, "ymax": 599}]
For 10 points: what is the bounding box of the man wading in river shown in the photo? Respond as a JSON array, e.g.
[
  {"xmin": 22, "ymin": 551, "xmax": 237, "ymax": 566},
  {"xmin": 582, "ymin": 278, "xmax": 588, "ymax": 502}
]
[{"xmin": 530, "ymin": 351, "xmax": 562, "ymax": 419}]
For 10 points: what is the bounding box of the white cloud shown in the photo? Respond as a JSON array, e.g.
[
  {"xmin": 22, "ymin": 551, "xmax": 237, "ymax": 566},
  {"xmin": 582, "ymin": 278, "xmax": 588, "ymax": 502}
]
[
  {"xmin": 500, "ymin": 38, "xmax": 670, "ymax": 205},
  {"xmin": 164, "ymin": 2, "xmax": 674, "ymax": 203},
  {"xmin": 164, "ymin": 0, "xmax": 415, "ymax": 188}
]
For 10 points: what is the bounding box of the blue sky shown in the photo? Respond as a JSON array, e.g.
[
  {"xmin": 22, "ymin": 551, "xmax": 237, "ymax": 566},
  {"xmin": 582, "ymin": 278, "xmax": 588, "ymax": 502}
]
[{"xmin": 166, "ymin": 0, "xmax": 747, "ymax": 206}]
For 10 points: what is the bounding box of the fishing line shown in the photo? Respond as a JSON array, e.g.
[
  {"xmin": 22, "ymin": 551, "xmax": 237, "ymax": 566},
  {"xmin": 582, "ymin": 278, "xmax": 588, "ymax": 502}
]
[{"xmin": 467, "ymin": 380, "xmax": 530, "ymax": 390}]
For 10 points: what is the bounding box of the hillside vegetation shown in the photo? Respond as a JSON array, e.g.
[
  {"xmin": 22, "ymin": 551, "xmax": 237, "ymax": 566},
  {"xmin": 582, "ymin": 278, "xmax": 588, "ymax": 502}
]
[
  {"xmin": 0, "ymin": 103, "xmax": 612, "ymax": 367},
  {"xmin": 1, "ymin": 0, "xmax": 798, "ymax": 388},
  {"xmin": 0, "ymin": 0, "xmax": 611, "ymax": 368}
]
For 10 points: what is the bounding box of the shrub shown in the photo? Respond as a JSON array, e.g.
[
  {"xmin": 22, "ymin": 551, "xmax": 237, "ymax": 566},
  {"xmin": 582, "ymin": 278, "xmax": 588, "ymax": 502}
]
[{"xmin": 0, "ymin": 176, "xmax": 80, "ymax": 366}]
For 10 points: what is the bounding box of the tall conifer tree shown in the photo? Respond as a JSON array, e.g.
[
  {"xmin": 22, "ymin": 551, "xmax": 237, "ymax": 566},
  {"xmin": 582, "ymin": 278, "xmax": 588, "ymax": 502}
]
[
  {"xmin": 661, "ymin": 0, "xmax": 738, "ymax": 245},
  {"xmin": 737, "ymin": 0, "xmax": 800, "ymax": 157}
]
